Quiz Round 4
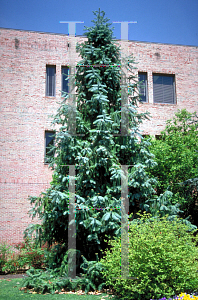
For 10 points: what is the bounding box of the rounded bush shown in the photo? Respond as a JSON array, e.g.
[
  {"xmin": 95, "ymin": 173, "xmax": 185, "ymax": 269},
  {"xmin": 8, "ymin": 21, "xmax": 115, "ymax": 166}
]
[{"xmin": 100, "ymin": 212, "xmax": 198, "ymax": 300}]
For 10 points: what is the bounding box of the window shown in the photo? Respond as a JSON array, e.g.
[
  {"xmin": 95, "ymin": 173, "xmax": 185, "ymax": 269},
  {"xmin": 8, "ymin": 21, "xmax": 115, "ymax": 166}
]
[
  {"xmin": 62, "ymin": 66, "xmax": 69, "ymax": 96},
  {"xmin": 142, "ymin": 135, "xmax": 150, "ymax": 139},
  {"xmin": 45, "ymin": 131, "xmax": 55, "ymax": 163},
  {"xmin": 138, "ymin": 73, "xmax": 148, "ymax": 102},
  {"xmin": 155, "ymin": 135, "xmax": 162, "ymax": 140},
  {"xmin": 46, "ymin": 65, "xmax": 56, "ymax": 96},
  {"xmin": 153, "ymin": 74, "xmax": 175, "ymax": 104}
]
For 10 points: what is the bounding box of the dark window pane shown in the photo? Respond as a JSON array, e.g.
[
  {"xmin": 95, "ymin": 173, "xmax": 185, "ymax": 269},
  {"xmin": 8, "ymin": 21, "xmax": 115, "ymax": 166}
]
[
  {"xmin": 45, "ymin": 131, "xmax": 55, "ymax": 162},
  {"xmin": 155, "ymin": 135, "xmax": 162, "ymax": 140},
  {"xmin": 62, "ymin": 67, "xmax": 69, "ymax": 95},
  {"xmin": 153, "ymin": 74, "xmax": 175, "ymax": 104},
  {"xmin": 46, "ymin": 66, "xmax": 56, "ymax": 96},
  {"xmin": 138, "ymin": 73, "xmax": 147, "ymax": 102}
]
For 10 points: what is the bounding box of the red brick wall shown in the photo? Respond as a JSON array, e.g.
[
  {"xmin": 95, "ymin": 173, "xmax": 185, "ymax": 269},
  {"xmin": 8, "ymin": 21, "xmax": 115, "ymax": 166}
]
[
  {"xmin": 126, "ymin": 40, "xmax": 198, "ymax": 134},
  {"xmin": 0, "ymin": 28, "xmax": 197, "ymax": 243}
]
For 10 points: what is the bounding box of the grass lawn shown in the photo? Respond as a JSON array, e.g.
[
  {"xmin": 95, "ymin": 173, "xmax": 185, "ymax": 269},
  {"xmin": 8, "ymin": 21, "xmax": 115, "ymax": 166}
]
[
  {"xmin": 1, "ymin": 277, "xmax": 198, "ymax": 300},
  {"xmin": 0, "ymin": 278, "xmax": 120, "ymax": 300}
]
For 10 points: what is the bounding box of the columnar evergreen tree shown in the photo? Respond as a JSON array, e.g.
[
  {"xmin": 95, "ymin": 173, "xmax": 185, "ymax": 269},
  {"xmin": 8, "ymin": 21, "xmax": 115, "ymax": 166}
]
[{"xmin": 27, "ymin": 10, "xmax": 165, "ymax": 271}]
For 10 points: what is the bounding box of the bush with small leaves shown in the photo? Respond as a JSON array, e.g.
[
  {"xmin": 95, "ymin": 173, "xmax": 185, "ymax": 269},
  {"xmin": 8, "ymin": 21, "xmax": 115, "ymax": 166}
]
[{"xmin": 100, "ymin": 212, "xmax": 198, "ymax": 300}]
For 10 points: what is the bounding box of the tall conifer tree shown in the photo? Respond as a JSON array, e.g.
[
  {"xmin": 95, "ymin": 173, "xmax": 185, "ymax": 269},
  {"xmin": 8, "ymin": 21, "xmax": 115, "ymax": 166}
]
[{"xmin": 27, "ymin": 9, "xmax": 157, "ymax": 271}]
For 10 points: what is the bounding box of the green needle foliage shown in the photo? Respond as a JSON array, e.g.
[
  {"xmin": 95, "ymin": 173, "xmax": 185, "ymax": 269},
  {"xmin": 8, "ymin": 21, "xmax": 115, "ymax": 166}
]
[{"xmin": 25, "ymin": 9, "xmax": 186, "ymax": 276}]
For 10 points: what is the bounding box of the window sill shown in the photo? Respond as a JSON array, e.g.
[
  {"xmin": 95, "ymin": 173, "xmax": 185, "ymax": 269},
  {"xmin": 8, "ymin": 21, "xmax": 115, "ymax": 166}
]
[
  {"xmin": 139, "ymin": 102, "xmax": 177, "ymax": 105},
  {"xmin": 153, "ymin": 102, "xmax": 177, "ymax": 105}
]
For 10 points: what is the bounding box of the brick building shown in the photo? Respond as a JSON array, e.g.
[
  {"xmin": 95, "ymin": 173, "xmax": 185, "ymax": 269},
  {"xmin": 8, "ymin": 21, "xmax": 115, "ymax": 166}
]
[{"xmin": 0, "ymin": 27, "xmax": 197, "ymax": 243}]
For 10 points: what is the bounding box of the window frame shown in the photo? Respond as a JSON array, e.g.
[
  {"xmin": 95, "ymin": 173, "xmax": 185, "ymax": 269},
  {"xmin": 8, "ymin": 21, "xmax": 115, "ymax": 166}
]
[
  {"xmin": 46, "ymin": 65, "xmax": 56, "ymax": 97},
  {"xmin": 61, "ymin": 66, "xmax": 69, "ymax": 97},
  {"xmin": 138, "ymin": 72, "xmax": 148, "ymax": 103},
  {"xmin": 44, "ymin": 131, "xmax": 55, "ymax": 164},
  {"xmin": 153, "ymin": 73, "xmax": 176, "ymax": 104}
]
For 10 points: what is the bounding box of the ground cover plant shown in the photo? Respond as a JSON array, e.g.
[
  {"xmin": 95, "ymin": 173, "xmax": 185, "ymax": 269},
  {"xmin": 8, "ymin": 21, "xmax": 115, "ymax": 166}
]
[
  {"xmin": 20, "ymin": 253, "xmax": 108, "ymax": 295},
  {"xmin": 100, "ymin": 212, "xmax": 198, "ymax": 300},
  {"xmin": 0, "ymin": 278, "xmax": 115, "ymax": 300}
]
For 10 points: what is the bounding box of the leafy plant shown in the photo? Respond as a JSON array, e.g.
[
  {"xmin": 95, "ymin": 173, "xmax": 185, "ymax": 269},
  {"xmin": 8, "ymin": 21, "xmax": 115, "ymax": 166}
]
[
  {"xmin": 147, "ymin": 109, "xmax": 198, "ymax": 226},
  {"xmin": 44, "ymin": 242, "xmax": 67, "ymax": 270},
  {"xmin": 0, "ymin": 242, "xmax": 14, "ymax": 272},
  {"xmin": 59, "ymin": 248, "xmax": 82, "ymax": 276},
  {"xmin": 79, "ymin": 253, "xmax": 107, "ymax": 293},
  {"xmin": 0, "ymin": 242, "xmax": 13, "ymax": 272},
  {"xmin": 1, "ymin": 237, "xmax": 47, "ymax": 274},
  {"xmin": 100, "ymin": 211, "xmax": 198, "ymax": 300}
]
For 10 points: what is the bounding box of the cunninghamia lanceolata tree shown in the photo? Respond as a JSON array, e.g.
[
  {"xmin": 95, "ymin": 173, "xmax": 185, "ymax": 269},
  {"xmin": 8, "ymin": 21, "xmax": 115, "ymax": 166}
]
[{"xmin": 25, "ymin": 9, "xmax": 183, "ymax": 272}]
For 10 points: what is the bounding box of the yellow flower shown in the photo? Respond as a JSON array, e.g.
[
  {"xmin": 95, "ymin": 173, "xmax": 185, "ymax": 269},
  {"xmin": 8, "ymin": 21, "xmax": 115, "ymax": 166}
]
[{"xmin": 177, "ymin": 293, "xmax": 198, "ymax": 300}]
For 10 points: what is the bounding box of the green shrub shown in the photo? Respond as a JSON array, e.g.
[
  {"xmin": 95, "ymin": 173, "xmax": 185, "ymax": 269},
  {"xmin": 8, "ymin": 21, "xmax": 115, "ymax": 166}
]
[
  {"xmin": 147, "ymin": 109, "xmax": 198, "ymax": 227},
  {"xmin": 0, "ymin": 243, "xmax": 14, "ymax": 272},
  {"xmin": 1, "ymin": 237, "xmax": 47, "ymax": 274},
  {"xmin": 100, "ymin": 212, "xmax": 198, "ymax": 300},
  {"xmin": 15, "ymin": 237, "xmax": 47, "ymax": 269}
]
